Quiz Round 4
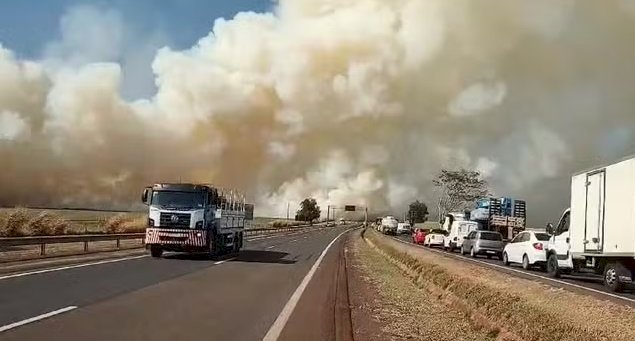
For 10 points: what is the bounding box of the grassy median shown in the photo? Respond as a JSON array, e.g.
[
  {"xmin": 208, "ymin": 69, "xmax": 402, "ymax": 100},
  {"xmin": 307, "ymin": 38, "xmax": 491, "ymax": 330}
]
[
  {"xmin": 348, "ymin": 230, "xmax": 496, "ymax": 340},
  {"xmin": 359, "ymin": 228, "xmax": 635, "ymax": 341}
]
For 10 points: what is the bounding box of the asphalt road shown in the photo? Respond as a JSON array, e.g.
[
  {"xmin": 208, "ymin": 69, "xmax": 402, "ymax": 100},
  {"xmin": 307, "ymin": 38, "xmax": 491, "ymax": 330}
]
[
  {"xmin": 0, "ymin": 225, "xmax": 356, "ymax": 340},
  {"xmin": 393, "ymin": 233, "xmax": 635, "ymax": 306}
]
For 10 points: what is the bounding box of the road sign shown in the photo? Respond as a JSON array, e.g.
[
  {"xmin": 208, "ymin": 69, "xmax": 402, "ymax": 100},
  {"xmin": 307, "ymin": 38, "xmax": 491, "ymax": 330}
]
[{"xmin": 344, "ymin": 205, "xmax": 356, "ymax": 212}]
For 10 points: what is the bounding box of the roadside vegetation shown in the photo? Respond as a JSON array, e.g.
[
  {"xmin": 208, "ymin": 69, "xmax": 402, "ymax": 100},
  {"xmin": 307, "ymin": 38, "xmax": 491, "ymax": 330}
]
[
  {"xmin": 360, "ymin": 228, "xmax": 635, "ymax": 341},
  {"xmin": 0, "ymin": 208, "xmax": 147, "ymax": 237}
]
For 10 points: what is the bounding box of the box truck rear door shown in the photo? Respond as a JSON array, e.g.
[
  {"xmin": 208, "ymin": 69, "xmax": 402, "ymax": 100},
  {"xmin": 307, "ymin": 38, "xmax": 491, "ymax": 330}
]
[{"xmin": 585, "ymin": 170, "xmax": 605, "ymax": 252}]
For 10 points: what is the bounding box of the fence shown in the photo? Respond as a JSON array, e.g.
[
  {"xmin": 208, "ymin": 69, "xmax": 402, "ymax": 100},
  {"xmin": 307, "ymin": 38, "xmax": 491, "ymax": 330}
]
[{"xmin": 0, "ymin": 224, "xmax": 323, "ymax": 256}]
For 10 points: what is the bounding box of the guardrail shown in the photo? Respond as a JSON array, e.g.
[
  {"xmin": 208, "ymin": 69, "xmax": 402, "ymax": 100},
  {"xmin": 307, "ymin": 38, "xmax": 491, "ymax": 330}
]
[{"xmin": 0, "ymin": 223, "xmax": 328, "ymax": 256}]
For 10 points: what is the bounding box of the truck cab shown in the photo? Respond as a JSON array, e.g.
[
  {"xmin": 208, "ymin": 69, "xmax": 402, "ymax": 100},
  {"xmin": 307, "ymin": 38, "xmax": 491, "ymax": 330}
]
[{"xmin": 142, "ymin": 184, "xmax": 251, "ymax": 258}]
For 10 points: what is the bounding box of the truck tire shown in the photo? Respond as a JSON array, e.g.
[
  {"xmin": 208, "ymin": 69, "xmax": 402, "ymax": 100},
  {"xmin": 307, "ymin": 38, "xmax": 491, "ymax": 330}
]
[
  {"xmin": 470, "ymin": 247, "xmax": 476, "ymax": 258},
  {"xmin": 150, "ymin": 246, "xmax": 163, "ymax": 258},
  {"xmin": 547, "ymin": 254, "xmax": 560, "ymax": 278},
  {"xmin": 603, "ymin": 263, "xmax": 625, "ymax": 293}
]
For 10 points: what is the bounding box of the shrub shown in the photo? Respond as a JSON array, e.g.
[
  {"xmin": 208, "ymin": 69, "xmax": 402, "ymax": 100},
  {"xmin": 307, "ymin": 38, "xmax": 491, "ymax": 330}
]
[
  {"xmin": 26, "ymin": 212, "xmax": 53, "ymax": 236},
  {"xmin": 120, "ymin": 216, "xmax": 147, "ymax": 233},
  {"xmin": 2, "ymin": 208, "xmax": 29, "ymax": 237},
  {"xmin": 104, "ymin": 214, "xmax": 127, "ymax": 234}
]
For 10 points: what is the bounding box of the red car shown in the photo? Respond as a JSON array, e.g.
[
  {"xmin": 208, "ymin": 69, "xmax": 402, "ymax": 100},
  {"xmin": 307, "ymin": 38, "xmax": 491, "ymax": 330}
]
[{"xmin": 412, "ymin": 228, "xmax": 430, "ymax": 244}]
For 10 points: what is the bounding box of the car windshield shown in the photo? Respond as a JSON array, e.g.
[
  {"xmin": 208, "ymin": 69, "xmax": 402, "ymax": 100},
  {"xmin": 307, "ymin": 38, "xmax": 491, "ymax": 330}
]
[
  {"xmin": 479, "ymin": 232, "xmax": 502, "ymax": 241},
  {"xmin": 151, "ymin": 191, "xmax": 205, "ymax": 209},
  {"xmin": 534, "ymin": 233, "xmax": 551, "ymax": 241},
  {"xmin": 431, "ymin": 229, "xmax": 446, "ymax": 235}
]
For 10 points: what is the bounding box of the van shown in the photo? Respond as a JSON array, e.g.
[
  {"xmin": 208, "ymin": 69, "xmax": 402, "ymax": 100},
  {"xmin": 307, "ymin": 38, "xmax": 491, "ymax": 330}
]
[{"xmin": 443, "ymin": 220, "xmax": 479, "ymax": 252}]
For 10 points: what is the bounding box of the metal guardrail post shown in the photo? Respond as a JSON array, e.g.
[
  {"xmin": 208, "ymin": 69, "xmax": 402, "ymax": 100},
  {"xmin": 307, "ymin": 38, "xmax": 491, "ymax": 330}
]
[
  {"xmin": 84, "ymin": 241, "xmax": 88, "ymax": 252},
  {"xmin": 40, "ymin": 243, "xmax": 46, "ymax": 256},
  {"xmin": 116, "ymin": 238, "xmax": 120, "ymax": 248}
]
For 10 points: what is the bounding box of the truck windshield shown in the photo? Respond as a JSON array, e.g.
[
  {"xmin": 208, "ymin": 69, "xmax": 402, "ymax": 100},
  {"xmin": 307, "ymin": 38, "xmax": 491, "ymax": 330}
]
[
  {"xmin": 151, "ymin": 191, "xmax": 205, "ymax": 209},
  {"xmin": 480, "ymin": 232, "xmax": 502, "ymax": 241}
]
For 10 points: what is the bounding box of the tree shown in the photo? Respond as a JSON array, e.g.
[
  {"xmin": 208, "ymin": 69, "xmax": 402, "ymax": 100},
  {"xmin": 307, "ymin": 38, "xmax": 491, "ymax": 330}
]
[
  {"xmin": 433, "ymin": 169, "xmax": 489, "ymax": 220},
  {"xmin": 296, "ymin": 198, "xmax": 321, "ymax": 224},
  {"xmin": 407, "ymin": 201, "xmax": 429, "ymax": 224}
]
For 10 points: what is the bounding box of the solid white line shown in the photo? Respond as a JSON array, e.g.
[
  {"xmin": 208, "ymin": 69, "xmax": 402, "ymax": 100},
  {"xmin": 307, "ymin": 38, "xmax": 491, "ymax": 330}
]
[
  {"xmin": 0, "ymin": 306, "xmax": 77, "ymax": 333},
  {"xmin": 0, "ymin": 255, "xmax": 148, "ymax": 281},
  {"xmin": 213, "ymin": 257, "xmax": 236, "ymax": 265},
  {"xmin": 262, "ymin": 228, "xmax": 353, "ymax": 341},
  {"xmin": 390, "ymin": 237, "xmax": 635, "ymax": 304},
  {"xmin": 266, "ymin": 245, "xmax": 276, "ymax": 249}
]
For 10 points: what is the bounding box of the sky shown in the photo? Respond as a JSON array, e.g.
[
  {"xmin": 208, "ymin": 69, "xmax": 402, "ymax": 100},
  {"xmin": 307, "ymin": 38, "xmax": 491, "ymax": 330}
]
[
  {"xmin": 0, "ymin": 0, "xmax": 273, "ymax": 98},
  {"xmin": 2, "ymin": 0, "xmax": 635, "ymax": 225}
]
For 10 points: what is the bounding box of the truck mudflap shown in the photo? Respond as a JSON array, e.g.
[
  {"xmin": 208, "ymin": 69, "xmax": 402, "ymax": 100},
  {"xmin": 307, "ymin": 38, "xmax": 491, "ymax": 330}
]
[{"xmin": 145, "ymin": 228, "xmax": 208, "ymax": 247}]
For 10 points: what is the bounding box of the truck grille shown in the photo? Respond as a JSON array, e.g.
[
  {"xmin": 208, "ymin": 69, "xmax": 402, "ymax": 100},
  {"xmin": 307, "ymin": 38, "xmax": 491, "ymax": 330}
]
[{"xmin": 159, "ymin": 213, "xmax": 191, "ymax": 229}]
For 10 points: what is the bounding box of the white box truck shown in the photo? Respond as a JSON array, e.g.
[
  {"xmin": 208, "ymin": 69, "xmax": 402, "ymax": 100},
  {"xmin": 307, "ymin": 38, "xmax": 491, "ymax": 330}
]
[{"xmin": 545, "ymin": 156, "xmax": 635, "ymax": 291}]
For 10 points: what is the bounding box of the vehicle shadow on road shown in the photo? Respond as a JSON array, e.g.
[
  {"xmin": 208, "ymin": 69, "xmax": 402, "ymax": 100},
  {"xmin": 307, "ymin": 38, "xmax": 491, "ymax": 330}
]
[
  {"xmin": 163, "ymin": 250, "xmax": 296, "ymax": 264},
  {"xmin": 230, "ymin": 250, "xmax": 297, "ymax": 264}
]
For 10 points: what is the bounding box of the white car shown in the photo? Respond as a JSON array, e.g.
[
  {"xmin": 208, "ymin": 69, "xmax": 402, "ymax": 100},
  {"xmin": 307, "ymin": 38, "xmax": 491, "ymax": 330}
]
[
  {"xmin": 425, "ymin": 229, "xmax": 447, "ymax": 248},
  {"xmin": 397, "ymin": 222, "xmax": 412, "ymax": 235},
  {"xmin": 502, "ymin": 231, "xmax": 551, "ymax": 270}
]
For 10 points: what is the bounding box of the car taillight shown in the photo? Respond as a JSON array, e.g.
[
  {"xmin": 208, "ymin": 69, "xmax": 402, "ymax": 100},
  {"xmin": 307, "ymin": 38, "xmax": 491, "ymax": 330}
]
[{"xmin": 533, "ymin": 243, "xmax": 543, "ymax": 250}]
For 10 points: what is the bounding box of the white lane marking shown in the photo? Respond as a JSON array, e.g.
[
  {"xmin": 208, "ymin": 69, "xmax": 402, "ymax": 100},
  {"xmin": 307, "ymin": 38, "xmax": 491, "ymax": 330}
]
[
  {"xmin": 263, "ymin": 228, "xmax": 353, "ymax": 341},
  {"xmin": 0, "ymin": 306, "xmax": 77, "ymax": 333},
  {"xmin": 213, "ymin": 257, "xmax": 236, "ymax": 265},
  {"xmin": 0, "ymin": 255, "xmax": 148, "ymax": 281},
  {"xmin": 390, "ymin": 237, "xmax": 635, "ymax": 304},
  {"xmin": 266, "ymin": 245, "xmax": 276, "ymax": 250},
  {"xmin": 289, "ymin": 239, "xmax": 299, "ymax": 243}
]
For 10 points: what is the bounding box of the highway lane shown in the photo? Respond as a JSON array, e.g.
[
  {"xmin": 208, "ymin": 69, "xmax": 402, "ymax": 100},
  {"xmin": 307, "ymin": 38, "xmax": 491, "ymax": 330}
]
[
  {"xmin": 393, "ymin": 233, "xmax": 635, "ymax": 305},
  {"xmin": 0, "ymin": 225, "xmax": 355, "ymax": 340}
]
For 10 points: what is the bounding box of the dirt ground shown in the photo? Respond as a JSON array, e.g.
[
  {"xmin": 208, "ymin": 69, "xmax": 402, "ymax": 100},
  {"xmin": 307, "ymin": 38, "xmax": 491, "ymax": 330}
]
[{"xmin": 346, "ymin": 230, "xmax": 496, "ymax": 340}]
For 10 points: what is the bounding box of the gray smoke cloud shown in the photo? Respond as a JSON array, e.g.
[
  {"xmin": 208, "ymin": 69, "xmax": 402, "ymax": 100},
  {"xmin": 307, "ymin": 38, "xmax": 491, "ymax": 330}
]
[{"xmin": 2, "ymin": 0, "xmax": 635, "ymax": 225}]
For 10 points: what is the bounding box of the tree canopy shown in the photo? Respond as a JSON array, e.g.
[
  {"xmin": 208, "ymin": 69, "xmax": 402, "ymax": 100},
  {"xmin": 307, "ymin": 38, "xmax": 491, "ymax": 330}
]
[
  {"xmin": 296, "ymin": 198, "xmax": 321, "ymax": 223},
  {"xmin": 407, "ymin": 200, "xmax": 429, "ymax": 224},
  {"xmin": 433, "ymin": 169, "xmax": 489, "ymax": 219}
]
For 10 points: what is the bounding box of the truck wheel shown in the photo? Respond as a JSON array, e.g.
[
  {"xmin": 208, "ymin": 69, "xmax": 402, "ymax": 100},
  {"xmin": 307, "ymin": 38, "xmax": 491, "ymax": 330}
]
[
  {"xmin": 522, "ymin": 254, "xmax": 531, "ymax": 270},
  {"xmin": 470, "ymin": 247, "xmax": 476, "ymax": 258},
  {"xmin": 547, "ymin": 254, "xmax": 560, "ymax": 278},
  {"xmin": 150, "ymin": 246, "xmax": 163, "ymax": 258},
  {"xmin": 604, "ymin": 263, "xmax": 625, "ymax": 293},
  {"xmin": 460, "ymin": 247, "xmax": 465, "ymax": 256}
]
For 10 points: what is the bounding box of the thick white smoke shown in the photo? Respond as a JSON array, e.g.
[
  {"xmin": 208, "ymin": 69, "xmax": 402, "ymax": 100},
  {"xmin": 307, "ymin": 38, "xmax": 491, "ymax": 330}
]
[{"xmin": 2, "ymin": 0, "xmax": 635, "ymax": 225}]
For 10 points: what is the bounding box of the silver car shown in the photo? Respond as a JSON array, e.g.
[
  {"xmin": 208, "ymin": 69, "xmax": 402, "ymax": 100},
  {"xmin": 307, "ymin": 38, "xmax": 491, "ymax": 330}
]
[{"xmin": 460, "ymin": 230, "xmax": 505, "ymax": 259}]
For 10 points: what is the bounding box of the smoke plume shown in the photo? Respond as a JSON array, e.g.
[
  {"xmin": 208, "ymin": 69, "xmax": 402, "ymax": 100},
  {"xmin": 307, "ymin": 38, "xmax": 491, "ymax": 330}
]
[{"xmin": 2, "ymin": 0, "xmax": 635, "ymax": 225}]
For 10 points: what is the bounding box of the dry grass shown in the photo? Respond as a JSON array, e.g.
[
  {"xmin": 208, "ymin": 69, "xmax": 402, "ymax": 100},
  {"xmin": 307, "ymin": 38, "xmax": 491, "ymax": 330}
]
[
  {"xmin": 364, "ymin": 229, "xmax": 635, "ymax": 341},
  {"xmin": 25, "ymin": 212, "xmax": 70, "ymax": 236},
  {"xmin": 268, "ymin": 220, "xmax": 305, "ymax": 228},
  {"xmin": 1, "ymin": 208, "xmax": 29, "ymax": 237},
  {"xmin": 350, "ymin": 231, "xmax": 496, "ymax": 340}
]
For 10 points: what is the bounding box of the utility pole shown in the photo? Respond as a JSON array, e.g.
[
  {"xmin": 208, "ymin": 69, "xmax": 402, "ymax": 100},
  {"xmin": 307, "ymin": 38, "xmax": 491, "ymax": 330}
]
[
  {"xmin": 364, "ymin": 207, "xmax": 368, "ymax": 227},
  {"xmin": 287, "ymin": 202, "xmax": 290, "ymax": 220},
  {"xmin": 327, "ymin": 205, "xmax": 330, "ymax": 223}
]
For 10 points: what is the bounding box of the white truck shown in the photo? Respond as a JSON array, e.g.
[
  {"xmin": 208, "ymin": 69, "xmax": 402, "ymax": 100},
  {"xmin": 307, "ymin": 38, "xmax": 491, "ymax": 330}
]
[
  {"xmin": 380, "ymin": 216, "xmax": 398, "ymax": 235},
  {"xmin": 442, "ymin": 213, "xmax": 479, "ymax": 252},
  {"xmin": 546, "ymin": 157, "xmax": 635, "ymax": 292},
  {"xmin": 142, "ymin": 183, "xmax": 253, "ymax": 258}
]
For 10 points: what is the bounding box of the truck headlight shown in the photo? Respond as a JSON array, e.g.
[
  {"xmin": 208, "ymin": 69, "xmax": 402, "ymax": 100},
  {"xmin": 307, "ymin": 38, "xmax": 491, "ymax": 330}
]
[
  {"xmin": 148, "ymin": 218, "xmax": 155, "ymax": 227},
  {"xmin": 195, "ymin": 221, "xmax": 204, "ymax": 229}
]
